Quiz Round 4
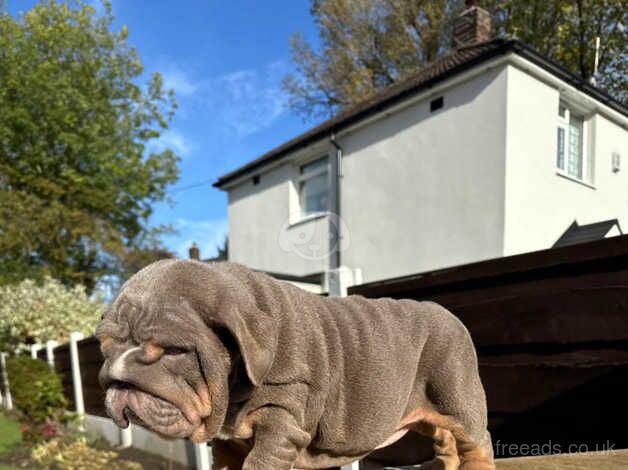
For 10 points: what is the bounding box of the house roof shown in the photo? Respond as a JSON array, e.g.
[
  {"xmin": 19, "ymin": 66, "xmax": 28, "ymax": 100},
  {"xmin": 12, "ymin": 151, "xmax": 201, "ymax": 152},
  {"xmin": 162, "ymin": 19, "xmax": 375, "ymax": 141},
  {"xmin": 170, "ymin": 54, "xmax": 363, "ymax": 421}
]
[
  {"xmin": 553, "ymin": 219, "xmax": 623, "ymax": 248},
  {"xmin": 214, "ymin": 38, "xmax": 628, "ymax": 189},
  {"xmin": 256, "ymin": 269, "xmax": 324, "ymax": 286}
]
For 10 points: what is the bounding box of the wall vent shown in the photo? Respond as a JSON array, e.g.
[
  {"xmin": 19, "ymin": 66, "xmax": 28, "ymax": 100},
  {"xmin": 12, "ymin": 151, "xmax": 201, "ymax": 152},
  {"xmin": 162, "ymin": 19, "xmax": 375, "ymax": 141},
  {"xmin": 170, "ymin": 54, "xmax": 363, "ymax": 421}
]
[
  {"xmin": 612, "ymin": 152, "xmax": 620, "ymax": 173},
  {"xmin": 430, "ymin": 97, "xmax": 444, "ymax": 112}
]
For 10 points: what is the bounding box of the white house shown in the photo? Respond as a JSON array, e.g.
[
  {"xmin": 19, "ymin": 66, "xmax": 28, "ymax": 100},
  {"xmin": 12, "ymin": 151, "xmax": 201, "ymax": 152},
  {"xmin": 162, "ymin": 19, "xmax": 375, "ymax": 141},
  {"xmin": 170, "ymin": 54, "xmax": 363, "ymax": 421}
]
[{"xmin": 214, "ymin": 5, "xmax": 628, "ymax": 294}]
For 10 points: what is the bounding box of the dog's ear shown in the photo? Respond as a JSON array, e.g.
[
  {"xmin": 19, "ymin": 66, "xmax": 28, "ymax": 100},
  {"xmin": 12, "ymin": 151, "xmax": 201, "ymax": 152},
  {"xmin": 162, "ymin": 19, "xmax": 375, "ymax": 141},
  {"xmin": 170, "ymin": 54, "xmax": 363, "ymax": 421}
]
[{"xmin": 209, "ymin": 301, "xmax": 278, "ymax": 387}]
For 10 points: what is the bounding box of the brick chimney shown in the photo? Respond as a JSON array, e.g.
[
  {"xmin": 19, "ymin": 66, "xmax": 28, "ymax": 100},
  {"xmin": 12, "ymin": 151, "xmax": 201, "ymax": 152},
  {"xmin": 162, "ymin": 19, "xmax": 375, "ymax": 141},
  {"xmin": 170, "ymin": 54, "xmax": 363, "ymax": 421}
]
[
  {"xmin": 188, "ymin": 242, "xmax": 200, "ymax": 260},
  {"xmin": 453, "ymin": 0, "xmax": 492, "ymax": 47}
]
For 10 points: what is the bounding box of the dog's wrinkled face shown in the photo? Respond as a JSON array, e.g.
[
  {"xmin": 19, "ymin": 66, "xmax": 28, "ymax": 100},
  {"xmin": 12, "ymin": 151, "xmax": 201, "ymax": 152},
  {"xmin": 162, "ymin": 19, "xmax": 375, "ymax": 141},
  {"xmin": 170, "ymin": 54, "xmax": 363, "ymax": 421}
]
[
  {"xmin": 95, "ymin": 260, "xmax": 278, "ymax": 443},
  {"xmin": 95, "ymin": 261, "xmax": 233, "ymax": 442}
]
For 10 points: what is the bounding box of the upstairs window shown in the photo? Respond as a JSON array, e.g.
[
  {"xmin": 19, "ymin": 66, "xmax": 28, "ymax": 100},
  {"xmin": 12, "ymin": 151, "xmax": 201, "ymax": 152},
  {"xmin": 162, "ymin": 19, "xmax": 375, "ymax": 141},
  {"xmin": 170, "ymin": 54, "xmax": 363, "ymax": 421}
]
[
  {"xmin": 297, "ymin": 157, "xmax": 329, "ymax": 217},
  {"xmin": 556, "ymin": 102, "xmax": 586, "ymax": 180}
]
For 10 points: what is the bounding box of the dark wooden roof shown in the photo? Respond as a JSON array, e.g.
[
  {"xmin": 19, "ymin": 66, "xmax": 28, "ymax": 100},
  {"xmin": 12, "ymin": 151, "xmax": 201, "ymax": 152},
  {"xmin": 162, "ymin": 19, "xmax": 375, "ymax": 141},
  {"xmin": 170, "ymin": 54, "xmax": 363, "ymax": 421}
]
[{"xmin": 214, "ymin": 39, "xmax": 627, "ymax": 189}]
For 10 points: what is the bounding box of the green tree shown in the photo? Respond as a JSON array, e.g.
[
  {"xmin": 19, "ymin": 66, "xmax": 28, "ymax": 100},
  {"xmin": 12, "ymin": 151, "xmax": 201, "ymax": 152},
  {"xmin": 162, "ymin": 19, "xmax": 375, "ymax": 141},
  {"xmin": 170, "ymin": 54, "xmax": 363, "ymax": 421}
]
[
  {"xmin": 283, "ymin": 0, "xmax": 462, "ymax": 119},
  {"xmin": 284, "ymin": 0, "xmax": 626, "ymax": 119},
  {"xmin": 117, "ymin": 238, "xmax": 175, "ymax": 284},
  {"xmin": 485, "ymin": 0, "xmax": 626, "ymax": 103},
  {"xmin": 0, "ymin": 0, "xmax": 179, "ymax": 292}
]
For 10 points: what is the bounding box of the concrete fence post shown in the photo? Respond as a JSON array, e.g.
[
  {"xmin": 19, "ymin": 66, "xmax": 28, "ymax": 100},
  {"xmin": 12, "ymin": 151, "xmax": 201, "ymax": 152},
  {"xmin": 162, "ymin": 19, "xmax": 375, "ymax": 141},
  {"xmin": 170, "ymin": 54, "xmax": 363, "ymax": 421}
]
[
  {"xmin": 69, "ymin": 332, "xmax": 85, "ymax": 425},
  {"xmin": 30, "ymin": 344, "xmax": 42, "ymax": 359},
  {"xmin": 327, "ymin": 266, "xmax": 361, "ymax": 298},
  {"xmin": 120, "ymin": 424, "xmax": 133, "ymax": 448},
  {"xmin": 340, "ymin": 462, "xmax": 360, "ymax": 470},
  {"xmin": 194, "ymin": 442, "xmax": 211, "ymax": 470},
  {"xmin": 45, "ymin": 340, "xmax": 58, "ymax": 370},
  {"xmin": 0, "ymin": 352, "xmax": 12, "ymax": 410},
  {"xmin": 194, "ymin": 442, "xmax": 210, "ymax": 470}
]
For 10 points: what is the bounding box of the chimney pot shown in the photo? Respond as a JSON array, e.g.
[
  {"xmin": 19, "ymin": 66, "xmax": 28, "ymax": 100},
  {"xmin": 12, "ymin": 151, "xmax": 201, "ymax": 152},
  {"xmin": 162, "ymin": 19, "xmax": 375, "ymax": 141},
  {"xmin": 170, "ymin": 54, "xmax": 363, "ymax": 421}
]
[
  {"xmin": 453, "ymin": 3, "xmax": 492, "ymax": 46},
  {"xmin": 188, "ymin": 242, "xmax": 200, "ymax": 260}
]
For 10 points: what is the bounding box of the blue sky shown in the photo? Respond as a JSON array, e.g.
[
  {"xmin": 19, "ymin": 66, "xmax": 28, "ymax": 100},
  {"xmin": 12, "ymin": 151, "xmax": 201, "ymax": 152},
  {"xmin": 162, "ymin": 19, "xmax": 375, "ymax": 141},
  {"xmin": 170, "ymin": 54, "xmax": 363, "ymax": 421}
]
[{"xmin": 8, "ymin": 0, "xmax": 319, "ymax": 259}]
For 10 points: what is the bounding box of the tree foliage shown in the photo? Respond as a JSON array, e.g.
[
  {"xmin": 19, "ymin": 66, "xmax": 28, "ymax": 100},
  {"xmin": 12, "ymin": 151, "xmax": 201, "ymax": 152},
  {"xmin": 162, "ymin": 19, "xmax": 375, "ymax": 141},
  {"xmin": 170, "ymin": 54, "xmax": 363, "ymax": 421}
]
[
  {"xmin": 0, "ymin": 277, "xmax": 103, "ymax": 351},
  {"xmin": 284, "ymin": 0, "xmax": 626, "ymax": 119},
  {"xmin": 485, "ymin": 0, "xmax": 626, "ymax": 103},
  {"xmin": 0, "ymin": 0, "xmax": 179, "ymax": 291},
  {"xmin": 116, "ymin": 236, "xmax": 175, "ymax": 285},
  {"xmin": 283, "ymin": 0, "xmax": 462, "ymax": 118}
]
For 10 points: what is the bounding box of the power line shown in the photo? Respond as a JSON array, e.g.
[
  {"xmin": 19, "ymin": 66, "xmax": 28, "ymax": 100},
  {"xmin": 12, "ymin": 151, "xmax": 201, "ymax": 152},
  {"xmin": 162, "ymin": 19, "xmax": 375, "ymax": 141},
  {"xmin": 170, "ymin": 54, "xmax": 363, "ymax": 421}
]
[{"xmin": 168, "ymin": 179, "xmax": 215, "ymax": 194}]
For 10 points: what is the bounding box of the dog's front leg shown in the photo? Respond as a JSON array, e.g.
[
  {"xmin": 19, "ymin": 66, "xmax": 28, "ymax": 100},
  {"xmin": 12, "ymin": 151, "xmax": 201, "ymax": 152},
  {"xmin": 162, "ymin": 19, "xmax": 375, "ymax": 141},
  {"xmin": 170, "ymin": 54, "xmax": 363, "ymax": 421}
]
[{"xmin": 242, "ymin": 407, "xmax": 310, "ymax": 470}]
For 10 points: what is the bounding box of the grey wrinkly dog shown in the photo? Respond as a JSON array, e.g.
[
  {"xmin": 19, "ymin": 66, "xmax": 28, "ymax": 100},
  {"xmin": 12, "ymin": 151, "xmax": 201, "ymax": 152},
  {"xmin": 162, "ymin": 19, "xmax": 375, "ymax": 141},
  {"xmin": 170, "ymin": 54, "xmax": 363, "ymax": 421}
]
[{"xmin": 96, "ymin": 259, "xmax": 494, "ymax": 470}]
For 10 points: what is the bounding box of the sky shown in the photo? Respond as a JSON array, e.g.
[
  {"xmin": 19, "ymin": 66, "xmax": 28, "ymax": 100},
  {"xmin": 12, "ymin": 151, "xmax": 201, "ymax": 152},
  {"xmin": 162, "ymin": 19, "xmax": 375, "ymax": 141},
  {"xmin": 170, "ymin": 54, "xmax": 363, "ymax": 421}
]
[{"xmin": 7, "ymin": 0, "xmax": 320, "ymax": 259}]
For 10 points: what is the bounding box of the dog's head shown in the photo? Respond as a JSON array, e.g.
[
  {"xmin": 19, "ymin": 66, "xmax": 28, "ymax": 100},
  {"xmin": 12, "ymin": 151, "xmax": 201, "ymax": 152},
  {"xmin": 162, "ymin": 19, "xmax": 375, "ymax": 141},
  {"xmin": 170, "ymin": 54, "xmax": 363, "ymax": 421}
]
[{"xmin": 95, "ymin": 260, "xmax": 278, "ymax": 442}]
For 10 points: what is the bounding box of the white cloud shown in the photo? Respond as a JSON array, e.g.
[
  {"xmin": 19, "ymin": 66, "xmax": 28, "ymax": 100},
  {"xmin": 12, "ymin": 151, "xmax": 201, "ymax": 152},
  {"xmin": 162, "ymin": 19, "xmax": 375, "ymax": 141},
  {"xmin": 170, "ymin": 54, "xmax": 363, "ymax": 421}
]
[
  {"xmin": 163, "ymin": 59, "xmax": 290, "ymax": 137},
  {"xmin": 166, "ymin": 218, "xmax": 228, "ymax": 260},
  {"xmin": 213, "ymin": 62, "xmax": 288, "ymax": 136},
  {"xmin": 148, "ymin": 129, "xmax": 194, "ymax": 158},
  {"xmin": 162, "ymin": 66, "xmax": 198, "ymax": 97}
]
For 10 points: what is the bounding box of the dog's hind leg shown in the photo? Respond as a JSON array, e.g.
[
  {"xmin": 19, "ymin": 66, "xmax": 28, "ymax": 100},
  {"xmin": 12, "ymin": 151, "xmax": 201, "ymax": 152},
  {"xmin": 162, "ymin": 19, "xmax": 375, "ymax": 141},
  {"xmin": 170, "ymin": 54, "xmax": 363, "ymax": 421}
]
[
  {"xmin": 414, "ymin": 408, "xmax": 493, "ymax": 470},
  {"xmin": 411, "ymin": 420, "xmax": 459, "ymax": 470},
  {"xmin": 212, "ymin": 439, "xmax": 248, "ymax": 470},
  {"xmin": 414, "ymin": 303, "xmax": 495, "ymax": 470},
  {"xmin": 399, "ymin": 407, "xmax": 492, "ymax": 470}
]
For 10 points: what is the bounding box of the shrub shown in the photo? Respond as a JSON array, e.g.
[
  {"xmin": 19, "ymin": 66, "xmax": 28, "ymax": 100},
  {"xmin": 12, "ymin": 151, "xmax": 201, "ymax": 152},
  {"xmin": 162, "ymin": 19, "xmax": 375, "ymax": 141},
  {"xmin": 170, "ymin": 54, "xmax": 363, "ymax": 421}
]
[
  {"xmin": 5, "ymin": 356, "xmax": 67, "ymax": 426},
  {"xmin": 0, "ymin": 277, "xmax": 104, "ymax": 351}
]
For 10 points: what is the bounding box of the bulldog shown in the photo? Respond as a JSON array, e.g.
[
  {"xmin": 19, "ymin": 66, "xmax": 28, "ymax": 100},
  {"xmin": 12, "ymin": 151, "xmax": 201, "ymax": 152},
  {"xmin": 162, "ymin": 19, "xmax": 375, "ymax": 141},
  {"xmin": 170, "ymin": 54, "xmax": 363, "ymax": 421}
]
[{"xmin": 96, "ymin": 259, "xmax": 494, "ymax": 470}]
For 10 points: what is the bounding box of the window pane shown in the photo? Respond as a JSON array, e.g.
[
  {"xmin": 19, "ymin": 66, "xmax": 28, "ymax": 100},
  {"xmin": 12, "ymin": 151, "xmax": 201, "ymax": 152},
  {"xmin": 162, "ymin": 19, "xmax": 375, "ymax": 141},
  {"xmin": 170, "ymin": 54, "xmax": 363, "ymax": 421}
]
[
  {"xmin": 301, "ymin": 157, "xmax": 328, "ymax": 176},
  {"xmin": 567, "ymin": 115, "xmax": 583, "ymax": 179},
  {"xmin": 299, "ymin": 173, "xmax": 328, "ymax": 215},
  {"xmin": 556, "ymin": 127, "xmax": 565, "ymax": 170}
]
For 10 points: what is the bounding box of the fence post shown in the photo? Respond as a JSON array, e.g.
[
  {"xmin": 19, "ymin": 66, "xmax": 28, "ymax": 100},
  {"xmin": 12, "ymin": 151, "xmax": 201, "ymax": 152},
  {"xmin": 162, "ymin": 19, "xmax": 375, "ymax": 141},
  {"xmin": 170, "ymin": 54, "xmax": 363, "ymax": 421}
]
[
  {"xmin": 327, "ymin": 266, "xmax": 360, "ymax": 298},
  {"xmin": 46, "ymin": 340, "xmax": 58, "ymax": 370},
  {"xmin": 0, "ymin": 352, "xmax": 12, "ymax": 410},
  {"xmin": 30, "ymin": 344, "xmax": 42, "ymax": 359},
  {"xmin": 120, "ymin": 425, "xmax": 133, "ymax": 448},
  {"xmin": 69, "ymin": 332, "xmax": 85, "ymax": 426},
  {"xmin": 340, "ymin": 463, "xmax": 360, "ymax": 470},
  {"xmin": 194, "ymin": 442, "xmax": 210, "ymax": 470}
]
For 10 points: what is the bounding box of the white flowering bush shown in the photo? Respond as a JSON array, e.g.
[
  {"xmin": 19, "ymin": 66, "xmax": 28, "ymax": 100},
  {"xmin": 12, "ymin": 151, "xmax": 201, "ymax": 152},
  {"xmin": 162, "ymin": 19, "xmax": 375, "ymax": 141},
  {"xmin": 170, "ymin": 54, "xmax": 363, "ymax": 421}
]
[{"xmin": 0, "ymin": 277, "xmax": 104, "ymax": 351}]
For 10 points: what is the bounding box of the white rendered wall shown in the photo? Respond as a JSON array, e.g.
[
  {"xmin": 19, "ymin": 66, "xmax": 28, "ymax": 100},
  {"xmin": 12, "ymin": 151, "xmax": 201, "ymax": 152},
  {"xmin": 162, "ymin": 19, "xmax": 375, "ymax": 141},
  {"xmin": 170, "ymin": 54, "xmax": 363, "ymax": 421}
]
[
  {"xmin": 503, "ymin": 65, "xmax": 628, "ymax": 255},
  {"xmin": 225, "ymin": 60, "xmax": 627, "ymax": 283},
  {"xmin": 227, "ymin": 144, "xmax": 331, "ymax": 276},
  {"xmin": 338, "ymin": 66, "xmax": 508, "ymax": 282}
]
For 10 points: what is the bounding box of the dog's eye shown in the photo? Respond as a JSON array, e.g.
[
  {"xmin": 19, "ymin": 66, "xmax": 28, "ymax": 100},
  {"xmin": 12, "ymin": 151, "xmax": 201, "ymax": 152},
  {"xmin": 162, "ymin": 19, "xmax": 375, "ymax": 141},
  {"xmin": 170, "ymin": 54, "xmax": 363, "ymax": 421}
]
[{"xmin": 163, "ymin": 347, "xmax": 187, "ymax": 356}]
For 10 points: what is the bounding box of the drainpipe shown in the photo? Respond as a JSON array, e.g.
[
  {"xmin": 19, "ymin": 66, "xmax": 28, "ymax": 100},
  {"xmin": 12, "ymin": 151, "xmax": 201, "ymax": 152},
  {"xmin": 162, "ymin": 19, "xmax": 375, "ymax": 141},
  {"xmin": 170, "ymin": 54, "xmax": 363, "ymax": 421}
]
[{"xmin": 329, "ymin": 133, "xmax": 342, "ymax": 271}]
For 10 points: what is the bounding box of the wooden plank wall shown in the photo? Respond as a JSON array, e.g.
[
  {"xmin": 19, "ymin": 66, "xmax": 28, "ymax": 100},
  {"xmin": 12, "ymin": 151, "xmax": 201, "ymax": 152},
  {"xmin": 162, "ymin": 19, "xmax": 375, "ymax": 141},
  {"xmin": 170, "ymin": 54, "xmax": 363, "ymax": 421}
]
[
  {"xmin": 52, "ymin": 343, "xmax": 75, "ymax": 411},
  {"xmin": 349, "ymin": 235, "xmax": 628, "ymax": 456},
  {"xmin": 77, "ymin": 336, "xmax": 107, "ymax": 417},
  {"xmin": 36, "ymin": 347, "xmax": 46, "ymax": 361}
]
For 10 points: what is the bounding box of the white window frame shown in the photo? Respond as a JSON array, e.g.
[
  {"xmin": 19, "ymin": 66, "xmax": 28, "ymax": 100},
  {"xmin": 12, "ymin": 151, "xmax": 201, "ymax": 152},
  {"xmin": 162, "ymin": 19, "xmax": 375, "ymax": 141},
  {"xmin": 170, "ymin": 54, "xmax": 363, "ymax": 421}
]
[
  {"xmin": 290, "ymin": 156, "xmax": 329, "ymax": 223},
  {"xmin": 556, "ymin": 101, "xmax": 590, "ymax": 184}
]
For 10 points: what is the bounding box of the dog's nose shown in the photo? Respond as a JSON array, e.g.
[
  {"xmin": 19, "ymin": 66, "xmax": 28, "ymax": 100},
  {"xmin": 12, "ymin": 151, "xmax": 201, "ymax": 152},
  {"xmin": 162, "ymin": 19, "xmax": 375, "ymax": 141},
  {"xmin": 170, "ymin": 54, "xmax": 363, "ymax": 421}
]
[
  {"xmin": 99, "ymin": 346, "xmax": 143, "ymax": 389},
  {"xmin": 108, "ymin": 346, "xmax": 143, "ymax": 382}
]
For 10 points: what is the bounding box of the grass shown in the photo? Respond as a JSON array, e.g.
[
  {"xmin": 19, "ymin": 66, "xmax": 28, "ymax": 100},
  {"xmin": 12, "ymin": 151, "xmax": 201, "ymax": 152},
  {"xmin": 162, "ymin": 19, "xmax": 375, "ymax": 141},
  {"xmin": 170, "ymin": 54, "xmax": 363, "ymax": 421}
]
[
  {"xmin": 0, "ymin": 414, "xmax": 21, "ymax": 456},
  {"xmin": 0, "ymin": 413, "xmax": 25, "ymax": 470}
]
